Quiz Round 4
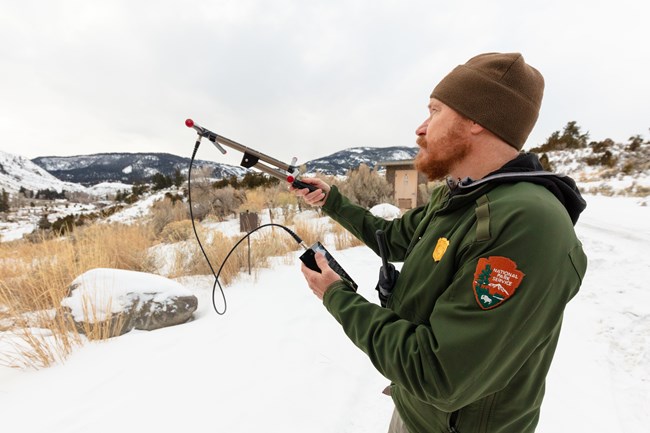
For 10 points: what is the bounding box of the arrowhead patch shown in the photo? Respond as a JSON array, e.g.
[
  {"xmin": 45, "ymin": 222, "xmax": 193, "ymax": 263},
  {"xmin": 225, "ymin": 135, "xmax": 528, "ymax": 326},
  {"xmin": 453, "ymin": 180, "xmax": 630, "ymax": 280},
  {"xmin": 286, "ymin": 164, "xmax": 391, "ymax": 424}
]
[{"xmin": 473, "ymin": 256, "xmax": 524, "ymax": 310}]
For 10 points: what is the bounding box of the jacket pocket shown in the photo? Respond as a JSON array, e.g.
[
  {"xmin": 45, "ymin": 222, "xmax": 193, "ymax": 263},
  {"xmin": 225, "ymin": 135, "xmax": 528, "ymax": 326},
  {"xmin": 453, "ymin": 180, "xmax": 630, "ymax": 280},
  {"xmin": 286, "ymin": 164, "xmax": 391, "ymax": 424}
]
[
  {"xmin": 447, "ymin": 410, "xmax": 461, "ymax": 433},
  {"xmin": 449, "ymin": 393, "xmax": 498, "ymax": 433}
]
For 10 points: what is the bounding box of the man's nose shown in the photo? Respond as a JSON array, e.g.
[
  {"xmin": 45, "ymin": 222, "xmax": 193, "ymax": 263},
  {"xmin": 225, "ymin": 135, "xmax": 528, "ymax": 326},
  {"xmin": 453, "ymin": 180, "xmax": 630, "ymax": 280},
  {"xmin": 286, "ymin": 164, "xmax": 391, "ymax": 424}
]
[{"xmin": 415, "ymin": 119, "xmax": 428, "ymax": 136}]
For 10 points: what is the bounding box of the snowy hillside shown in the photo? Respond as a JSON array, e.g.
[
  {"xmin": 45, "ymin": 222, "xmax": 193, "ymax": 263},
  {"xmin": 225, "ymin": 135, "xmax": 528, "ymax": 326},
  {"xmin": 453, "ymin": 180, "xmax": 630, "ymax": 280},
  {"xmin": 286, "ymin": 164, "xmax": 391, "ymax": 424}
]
[
  {"xmin": 0, "ymin": 151, "xmax": 87, "ymax": 194},
  {"xmin": 305, "ymin": 146, "xmax": 418, "ymax": 175},
  {"xmin": 541, "ymin": 140, "xmax": 650, "ymax": 196},
  {"xmin": 32, "ymin": 152, "xmax": 247, "ymax": 185}
]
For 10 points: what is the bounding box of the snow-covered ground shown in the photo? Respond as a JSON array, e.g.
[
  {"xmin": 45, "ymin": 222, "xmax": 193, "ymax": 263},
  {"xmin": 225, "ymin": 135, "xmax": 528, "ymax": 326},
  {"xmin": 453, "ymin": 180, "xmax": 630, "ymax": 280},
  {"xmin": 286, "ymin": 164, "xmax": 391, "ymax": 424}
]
[
  {"xmin": 0, "ymin": 194, "xmax": 649, "ymax": 433},
  {"xmin": 0, "ymin": 185, "xmax": 150, "ymax": 242},
  {"xmin": 0, "ymin": 200, "xmax": 100, "ymax": 242},
  {"xmin": 0, "ymin": 151, "xmax": 86, "ymax": 195}
]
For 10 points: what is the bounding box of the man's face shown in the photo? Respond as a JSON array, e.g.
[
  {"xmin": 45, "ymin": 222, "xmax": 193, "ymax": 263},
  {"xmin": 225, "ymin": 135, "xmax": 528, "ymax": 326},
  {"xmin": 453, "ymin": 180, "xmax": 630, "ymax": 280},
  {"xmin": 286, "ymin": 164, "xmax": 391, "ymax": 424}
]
[{"xmin": 414, "ymin": 98, "xmax": 470, "ymax": 181}]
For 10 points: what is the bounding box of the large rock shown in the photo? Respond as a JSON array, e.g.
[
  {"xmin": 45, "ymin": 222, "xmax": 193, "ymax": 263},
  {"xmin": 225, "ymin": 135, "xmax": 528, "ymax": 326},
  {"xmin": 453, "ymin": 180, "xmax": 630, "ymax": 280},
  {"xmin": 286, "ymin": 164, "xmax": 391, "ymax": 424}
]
[{"xmin": 59, "ymin": 268, "xmax": 198, "ymax": 338}]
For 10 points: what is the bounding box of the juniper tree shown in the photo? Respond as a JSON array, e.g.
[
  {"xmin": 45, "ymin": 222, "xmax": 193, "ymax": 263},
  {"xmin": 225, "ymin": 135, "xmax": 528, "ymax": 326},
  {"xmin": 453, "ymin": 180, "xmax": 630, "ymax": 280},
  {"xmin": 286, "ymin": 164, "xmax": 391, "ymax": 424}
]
[{"xmin": 0, "ymin": 189, "xmax": 9, "ymax": 213}]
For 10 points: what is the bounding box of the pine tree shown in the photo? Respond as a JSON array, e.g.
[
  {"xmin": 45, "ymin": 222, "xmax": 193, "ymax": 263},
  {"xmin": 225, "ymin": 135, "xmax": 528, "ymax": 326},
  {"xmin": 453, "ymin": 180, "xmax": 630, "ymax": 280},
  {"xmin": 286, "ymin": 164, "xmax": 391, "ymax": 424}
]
[
  {"xmin": 38, "ymin": 213, "xmax": 52, "ymax": 230},
  {"xmin": 532, "ymin": 121, "xmax": 589, "ymax": 152},
  {"xmin": 476, "ymin": 265, "xmax": 491, "ymax": 289},
  {"xmin": 173, "ymin": 168, "xmax": 186, "ymax": 187},
  {"xmin": 0, "ymin": 189, "xmax": 9, "ymax": 213}
]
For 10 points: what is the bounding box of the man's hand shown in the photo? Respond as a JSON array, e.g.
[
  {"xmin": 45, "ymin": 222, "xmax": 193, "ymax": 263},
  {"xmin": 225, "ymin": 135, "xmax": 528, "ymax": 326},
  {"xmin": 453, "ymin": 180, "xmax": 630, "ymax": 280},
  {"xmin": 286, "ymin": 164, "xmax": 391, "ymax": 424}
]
[
  {"xmin": 291, "ymin": 177, "xmax": 331, "ymax": 207},
  {"xmin": 301, "ymin": 252, "xmax": 341, "ymax": 300}
]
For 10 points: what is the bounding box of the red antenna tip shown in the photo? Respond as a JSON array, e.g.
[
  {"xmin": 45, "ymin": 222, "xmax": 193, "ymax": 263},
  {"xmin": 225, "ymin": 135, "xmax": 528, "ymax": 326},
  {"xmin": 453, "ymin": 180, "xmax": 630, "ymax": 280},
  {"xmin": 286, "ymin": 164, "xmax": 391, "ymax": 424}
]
[
  {"xmin": 286, "ymin": 175, "xmax": 295, "ymax": 183},
  {"xmin": 185, "ymin": 119, "xmax": 194, "ymax": 128}
]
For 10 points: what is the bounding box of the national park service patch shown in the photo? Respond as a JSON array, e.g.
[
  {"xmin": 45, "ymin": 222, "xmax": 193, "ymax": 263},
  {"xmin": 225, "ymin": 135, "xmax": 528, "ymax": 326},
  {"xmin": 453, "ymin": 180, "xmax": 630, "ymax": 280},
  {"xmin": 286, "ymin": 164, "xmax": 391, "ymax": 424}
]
[{"xmin": 473, "ymin": 256, "xmax": 525, "ymax": 310}]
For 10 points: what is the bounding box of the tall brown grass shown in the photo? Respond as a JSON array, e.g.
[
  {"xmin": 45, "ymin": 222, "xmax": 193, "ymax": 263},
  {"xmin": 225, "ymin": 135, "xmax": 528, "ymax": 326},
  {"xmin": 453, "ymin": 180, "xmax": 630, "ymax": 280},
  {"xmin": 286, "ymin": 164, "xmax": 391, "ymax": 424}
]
[
  {"xmin": 1, "ymin": 194, "xmax": 371, "ymax": 369},
  {"xmin": 292, "ymin": 219, "xmax": 328, "ymax": 247},
  {"xmin": 149, "ymin": 196, "xmax": 189, "ymax": 236},
  {"xmin": 73, "ymin": 295, "xmax": 131, "ymax": 340},
  {"xmin": 331, "ymin": 222, "xmax": 365, "ymax": 250},
  {"xmin": 167, "ymin": 227, "xmax": 300, "ymax": 281},
  {"xmin": 0, "ymin": 223, "xmax": 154, "ymax": 368}
]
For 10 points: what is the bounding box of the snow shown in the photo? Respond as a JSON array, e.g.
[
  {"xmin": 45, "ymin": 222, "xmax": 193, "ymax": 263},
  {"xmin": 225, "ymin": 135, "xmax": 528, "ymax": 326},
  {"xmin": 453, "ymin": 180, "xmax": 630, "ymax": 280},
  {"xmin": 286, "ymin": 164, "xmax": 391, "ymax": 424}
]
[
  {"xmin": 0, "ymin": 194, "xmax": 649, "ymax": 433},
  {"xmin": 370, "ymin": 203, "xmax": 401, "ymax": 220},
  {"xmin": 105, "ymin": 190, "xmax": 167, "ymax": 224},
  {"xmin": 0, "ymin": 221, "xmax": 35, "ymax": 242},
  {"xmin": 0, "ymin": 150, "xmax": 87, "ymax": 194},
  {"xmin": 86, "ymin": 181, "xmax": 133, "ymax": 197},
  {"xmin": 0, "ymin": 200, "xmax": 101, "ymax": 242},
  {"xmin": 62, "ymin": 268, "xmax": 194, "ymax": 322}
]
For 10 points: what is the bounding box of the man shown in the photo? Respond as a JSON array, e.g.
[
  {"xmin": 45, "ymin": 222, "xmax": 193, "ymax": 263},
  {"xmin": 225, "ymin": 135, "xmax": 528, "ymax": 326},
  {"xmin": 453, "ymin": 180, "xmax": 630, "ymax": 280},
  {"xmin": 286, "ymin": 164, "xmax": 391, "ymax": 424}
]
[{"xmin": 294, "ymin": 52, "xmax": 587, "ymax": 433}]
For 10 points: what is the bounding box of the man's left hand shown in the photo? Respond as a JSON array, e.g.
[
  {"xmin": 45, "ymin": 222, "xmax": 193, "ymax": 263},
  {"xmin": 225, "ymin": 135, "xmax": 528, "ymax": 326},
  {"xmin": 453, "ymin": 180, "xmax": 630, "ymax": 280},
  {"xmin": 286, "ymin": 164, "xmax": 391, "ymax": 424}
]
[{"xmin": 301, "ymin": 252, "xmax": 341, "ymax": 300}]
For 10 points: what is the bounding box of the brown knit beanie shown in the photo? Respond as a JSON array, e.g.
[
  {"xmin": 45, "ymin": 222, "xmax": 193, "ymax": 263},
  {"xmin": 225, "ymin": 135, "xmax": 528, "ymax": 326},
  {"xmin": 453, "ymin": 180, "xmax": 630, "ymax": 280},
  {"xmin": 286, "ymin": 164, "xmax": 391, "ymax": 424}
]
[{"xmin": 431, "ymin": 52, "xmax": 544, "ymax": 150}]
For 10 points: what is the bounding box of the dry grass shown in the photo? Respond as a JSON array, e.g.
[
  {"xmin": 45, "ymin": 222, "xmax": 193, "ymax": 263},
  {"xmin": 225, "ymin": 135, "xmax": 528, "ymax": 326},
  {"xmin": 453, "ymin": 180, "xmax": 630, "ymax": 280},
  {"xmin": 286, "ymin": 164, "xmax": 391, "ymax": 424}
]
[
  {"xmin": 72, "ymin": 295, "xmax": 131, "ymax": 340},
  {"xmin": 293, "ymin": 218, "xmax": 328, "ymax": 247},
  {"xmin": 167, "ymin": 227, "xmax": 300, "ymax": 282},
  {"xmin": 158, "ymin": 220, "xmax": 196, "ymax": 243},
  {"xmin": 149, "ymin": 197, "xmax": 188, "ymax": 235},
  {"xmin": 239, "ymin": 189, "xmax": 266, "ymax": 213},
  {"xmin": 0, "ymin": 222, "xmax": 155, "ymax": 368},
  {"xmin": 0, "ymin": 309, "xmax": 80, "ymax": 369},
  {"xmin": 167, "ymin": 231, "xmax": 240, "ymax": 282},
  {"xmin": 250, "ymin": 229, "xmax": 300, "ymax": 267},
  {"xmin": 0, "ymin": 193, "xmax": 369, "ymax": 370},
  {"xmin": 331, "ymin": 221, "xmax": 365, "ymax": 250}
]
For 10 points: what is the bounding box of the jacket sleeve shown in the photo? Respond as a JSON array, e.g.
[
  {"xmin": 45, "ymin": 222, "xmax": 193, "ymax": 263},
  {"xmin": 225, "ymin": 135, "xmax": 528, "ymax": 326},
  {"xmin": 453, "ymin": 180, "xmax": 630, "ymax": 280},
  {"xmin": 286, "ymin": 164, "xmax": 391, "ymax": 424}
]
[
  {"xmin": 322, "ymin": 185, "xmax": 431, "ymax": 262},
  {"xmin": 323, "ymin": 188, "xmax": 587, "ymax": 411}
]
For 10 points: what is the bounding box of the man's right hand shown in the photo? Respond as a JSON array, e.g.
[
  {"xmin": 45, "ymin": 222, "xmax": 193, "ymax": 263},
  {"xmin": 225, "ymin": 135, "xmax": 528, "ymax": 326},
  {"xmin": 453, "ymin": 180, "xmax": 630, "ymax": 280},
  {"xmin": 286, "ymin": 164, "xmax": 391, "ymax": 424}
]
[{"xmin": 290, "ymin": 177, "xmax": 331, "ymax": 207}]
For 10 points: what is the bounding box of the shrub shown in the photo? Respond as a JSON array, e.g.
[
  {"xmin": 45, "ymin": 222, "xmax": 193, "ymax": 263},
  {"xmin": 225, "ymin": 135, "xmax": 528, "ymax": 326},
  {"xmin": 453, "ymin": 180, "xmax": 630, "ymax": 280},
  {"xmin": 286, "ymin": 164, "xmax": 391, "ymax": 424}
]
[
  {"xmin": 0, "ymin": 189, "xmax": 9, "ymax": 212},
  {"xmin": 626, "ymin": 134, "xmax": 644, "ymax": 152},
  {"xmin": 538, "ymin": 153, "xmax": 554, "ymax": 172},
  {"xmin": 337, "ymin": 163, "xmax": 393, "ymax": 208},
  {"xmin": 418, "ymin": 181, "xmax": 443, "ymax": 205},
  {"xmin": 159, "ymin": 220, "xmax": 195, "ymax": 243},
  {"xmin": 149, "ymin": 196, "xmax": 188, "ymax": 236},
  {"xmin": 531, "ymin": 121, "xmax": 589, "ymax": 152},
  {"xmin": 213, "ymin": 172, "xmax": 279, "ymax": 190},
  {"xmin": 585, "ymin": 150, "xmax": 618, "ymax": 168},
  {"xmin": 151, "ymin": 173, "xmax": 173, "ymax": 191},
  {"xmin": 590, "ymin": 138, "xmax": 616, "ymax": 153},
  {"xmin": 51, "ymin": 214, "xmax": 77, "ymax": 234},
  {"xmin": 189, "ymin": 173, "xmax": 245, "ymax": 221},
  {"xmin": 37, "ymin": 213, "xmax": 52, "ymax": 230},
  {"xmin": 622, "ymin": 162, "xmax": 636, "ymax": 175}
]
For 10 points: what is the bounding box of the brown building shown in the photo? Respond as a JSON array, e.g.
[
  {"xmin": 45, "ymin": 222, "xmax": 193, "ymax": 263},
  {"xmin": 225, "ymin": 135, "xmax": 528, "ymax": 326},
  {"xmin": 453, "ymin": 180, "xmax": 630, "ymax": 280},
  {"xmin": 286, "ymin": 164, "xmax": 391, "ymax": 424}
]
[{"xmin": 378, "ymin": 159, "xmax": 428, "ymax": 210}]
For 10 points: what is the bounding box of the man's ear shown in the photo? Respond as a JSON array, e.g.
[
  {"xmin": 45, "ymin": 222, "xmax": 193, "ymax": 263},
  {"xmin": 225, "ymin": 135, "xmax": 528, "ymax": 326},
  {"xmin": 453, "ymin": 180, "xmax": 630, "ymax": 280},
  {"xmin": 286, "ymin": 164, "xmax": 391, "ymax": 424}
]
[{"xmin": 469, "ymin": 121, "xmax": 485, "ymax": 135}]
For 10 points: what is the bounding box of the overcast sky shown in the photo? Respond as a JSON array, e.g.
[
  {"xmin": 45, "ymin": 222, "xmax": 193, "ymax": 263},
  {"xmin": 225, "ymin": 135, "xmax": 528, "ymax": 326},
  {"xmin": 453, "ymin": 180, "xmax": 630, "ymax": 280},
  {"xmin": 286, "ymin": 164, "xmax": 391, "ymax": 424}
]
[{"xmin": 1, "ymin": 0, "xmax": 648, "ymax": 167}]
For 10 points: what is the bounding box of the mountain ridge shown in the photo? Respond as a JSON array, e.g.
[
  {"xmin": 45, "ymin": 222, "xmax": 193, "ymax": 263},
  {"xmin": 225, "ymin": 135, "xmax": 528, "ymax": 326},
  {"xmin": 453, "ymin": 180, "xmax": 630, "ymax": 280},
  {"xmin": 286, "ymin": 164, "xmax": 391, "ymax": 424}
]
[
  {"xmin": 1, "ymin": 140, "xmax": 648, "ymax": 198},
  {"xmin": 31, "ymin": 152, "xmax": 248, "ymax": 187},
  {"xmin": 29, "ymin": 147, "xmax": 420, "ymax": 186}
]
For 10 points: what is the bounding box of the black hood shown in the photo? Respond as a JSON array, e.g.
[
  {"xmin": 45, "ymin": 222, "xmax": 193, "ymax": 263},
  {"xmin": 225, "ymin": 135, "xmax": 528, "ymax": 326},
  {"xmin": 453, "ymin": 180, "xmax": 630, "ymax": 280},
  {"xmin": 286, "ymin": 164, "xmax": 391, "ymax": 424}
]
[{"xmin": 451, "ymin": 152, "xmax": 587, "ymax": 225}]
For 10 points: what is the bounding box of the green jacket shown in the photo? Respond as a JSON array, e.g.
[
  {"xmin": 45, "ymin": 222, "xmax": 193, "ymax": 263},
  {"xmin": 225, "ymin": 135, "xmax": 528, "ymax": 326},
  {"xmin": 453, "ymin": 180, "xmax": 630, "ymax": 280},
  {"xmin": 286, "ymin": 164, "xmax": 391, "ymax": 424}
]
[{"xmin": 321, "ymin": 155, "xmax": 587, "ymax": 433}]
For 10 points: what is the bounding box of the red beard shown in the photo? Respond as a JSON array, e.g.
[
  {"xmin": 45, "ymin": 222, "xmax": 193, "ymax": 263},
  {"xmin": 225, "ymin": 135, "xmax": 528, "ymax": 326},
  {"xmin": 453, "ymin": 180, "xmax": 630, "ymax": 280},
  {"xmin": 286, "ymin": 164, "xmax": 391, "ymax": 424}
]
[{"xmin": 414, "ymin": 124, "xmax": 470, "ymax": 181}]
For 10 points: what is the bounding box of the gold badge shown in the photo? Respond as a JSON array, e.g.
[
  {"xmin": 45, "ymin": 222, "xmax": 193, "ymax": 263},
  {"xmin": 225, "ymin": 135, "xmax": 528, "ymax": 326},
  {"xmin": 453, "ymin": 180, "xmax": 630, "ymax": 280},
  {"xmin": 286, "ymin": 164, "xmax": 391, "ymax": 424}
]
[{"xmin": 432, "ymin": 237, "xmax": 449, "ymax": 262}]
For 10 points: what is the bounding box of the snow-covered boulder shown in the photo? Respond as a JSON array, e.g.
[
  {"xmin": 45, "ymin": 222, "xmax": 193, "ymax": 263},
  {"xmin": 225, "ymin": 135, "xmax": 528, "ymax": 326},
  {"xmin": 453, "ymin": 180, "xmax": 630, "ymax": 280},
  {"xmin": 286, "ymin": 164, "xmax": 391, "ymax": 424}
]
[
  {"xmin": 370, "ymin": 203, "xmax": 402, "ymax": 220},
  {"xmin": 60, "ymin": 268, "xmax": 198, "ymax": 338}
]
